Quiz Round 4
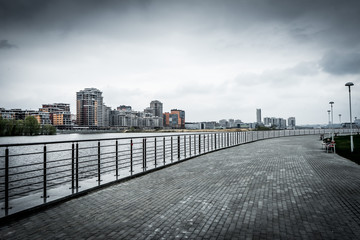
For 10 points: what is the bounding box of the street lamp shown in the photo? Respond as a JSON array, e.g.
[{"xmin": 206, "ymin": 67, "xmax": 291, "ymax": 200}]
[
  {"xmin": 327, "ymin": 110, "xmax": 331, "ymax": 126},
  {"xmin": 329, "ymin": 101, "xmax": 334, "ymax": 141},
  {"xmin": 339, "ymin": 114, "xmax": 342, "ymax": 124},
  {"xmin": 345, "ymin": 82, "xmax": 354, "ymax": 152}
]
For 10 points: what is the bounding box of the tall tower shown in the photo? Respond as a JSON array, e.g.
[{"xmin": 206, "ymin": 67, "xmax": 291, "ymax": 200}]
[
  {"xmin": 150, "ymin": 100, "xmax": 163, "ymax": 117},
  {"xmin": 256, "ymin": 109, "xmax": 262, "ymax": 124},
  {"xmin": 76, "ymin": 88, "xmax": 104, "ymax": 126}
]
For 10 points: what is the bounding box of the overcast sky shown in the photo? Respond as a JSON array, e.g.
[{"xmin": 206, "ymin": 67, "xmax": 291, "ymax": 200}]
[{"xmin": 1, "ymin": 0, "xmax": 359, "ymax": 124}]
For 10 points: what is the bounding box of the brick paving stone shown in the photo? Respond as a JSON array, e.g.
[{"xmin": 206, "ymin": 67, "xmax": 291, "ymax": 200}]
[{"xmin": 0, "ymin": 135, "xmax": 360, "ymax": 239}]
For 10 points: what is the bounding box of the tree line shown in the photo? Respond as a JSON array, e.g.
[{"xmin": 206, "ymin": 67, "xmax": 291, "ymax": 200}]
[{"xmin": 0, "ymin": 116, "xmax": 56, "ymax": 136}]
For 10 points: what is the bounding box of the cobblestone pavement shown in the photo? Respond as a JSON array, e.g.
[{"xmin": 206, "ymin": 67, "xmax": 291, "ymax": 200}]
[{"xmin": 1, "ymin": 135, "xmax": 360, "ymax": 239}]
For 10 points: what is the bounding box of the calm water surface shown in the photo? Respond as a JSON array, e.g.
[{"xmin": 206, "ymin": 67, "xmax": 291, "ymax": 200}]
[{"xmin": 0, "ymin": 132, "xmax": 189, "ymax": 145}]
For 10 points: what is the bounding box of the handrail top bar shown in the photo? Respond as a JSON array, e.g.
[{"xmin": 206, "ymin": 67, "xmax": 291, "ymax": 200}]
[{"xmin": 0, "ymin": 131, "xmax": 220, "ymax": 148}]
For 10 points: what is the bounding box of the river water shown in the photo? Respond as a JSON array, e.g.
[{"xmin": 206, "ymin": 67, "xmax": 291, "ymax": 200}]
[{"xmin": 0, "ymin": 132, "xmax": 190, "ymax": 145}]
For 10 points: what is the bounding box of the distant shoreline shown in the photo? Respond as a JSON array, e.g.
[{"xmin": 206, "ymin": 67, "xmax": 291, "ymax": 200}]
[{"xmin": 56, "ymin": 128, "xmax": 250, "ymax": 135}]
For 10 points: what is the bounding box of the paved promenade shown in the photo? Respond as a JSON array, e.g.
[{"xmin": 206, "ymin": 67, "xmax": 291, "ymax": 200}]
[{"xmin": 1, "ymin": 135, "xmax": 360, "ymax": 239}]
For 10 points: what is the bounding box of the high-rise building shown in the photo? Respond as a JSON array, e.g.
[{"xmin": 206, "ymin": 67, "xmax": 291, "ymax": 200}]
[
  {"xmin": 76, "ymin": 88, "xmax": 104, "ymax": 127},
  {"xmin": 150, "ymin": 100, "xmax": 163, "ymax": 117},
  {"xmin": 256, "ymin": 109, "xmax": 262, "ymax": 123},
  {"xmin": 288, "ymin": 117, "xmax": 296, "ymax": 129}
]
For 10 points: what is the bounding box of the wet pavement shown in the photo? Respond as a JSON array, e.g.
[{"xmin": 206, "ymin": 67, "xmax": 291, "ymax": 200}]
[{"xmin": 0, "ymin": 135, "xmax": 359, "ymax": 239}]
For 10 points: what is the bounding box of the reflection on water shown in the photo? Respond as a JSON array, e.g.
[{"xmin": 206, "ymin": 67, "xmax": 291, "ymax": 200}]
[{"xmin": 0, "ymin": 132, "xmax": 184, "ymax": 145}]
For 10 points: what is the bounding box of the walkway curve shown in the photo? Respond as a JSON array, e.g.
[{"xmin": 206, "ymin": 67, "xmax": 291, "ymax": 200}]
[{"xmin": 1, "ymin": 135, "xmax": 359, "ymax": 239}]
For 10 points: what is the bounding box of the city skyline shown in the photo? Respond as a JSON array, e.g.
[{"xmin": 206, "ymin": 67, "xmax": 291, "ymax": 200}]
[{"xmin": 0, "ymin": 0, "xmax": 359, "ymax": 124}]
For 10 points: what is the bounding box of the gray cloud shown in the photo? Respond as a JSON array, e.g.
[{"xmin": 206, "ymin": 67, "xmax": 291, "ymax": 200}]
[
  {"xmin": 1, "ymin": 0, "xmax": 360, "ymax": 124},
  {"xmin": 319, "ymin": 51, "xmax": 360, "ymax": 75},
  {"xmin": 0, "ymin": 40, "xmax": 17, "ymax": 49}
]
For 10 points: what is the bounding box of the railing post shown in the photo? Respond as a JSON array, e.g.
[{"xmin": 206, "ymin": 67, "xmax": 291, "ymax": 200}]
[
  {"xmin": 199, "ymin": 135, "xmax": 201, "ymax": 154},
  {"xmin": 204, "ymin": 135, "xmax": 207, "ymax": 152},
  {"xmin": 223, "ymin": 133, "xmax": 225, "ymax": 147},
  {"xmin": 207, "ymin": 134, "xmax": 210, "ymax": 152},
  {"xmin": 130, "ymin": 139, "xmax": 133, "ymax": 175},
  {"xmin": 189, "ymin": 135, "xmax": 192, "ymax": 157},
  {"xmin": 97, "ymin": 141, "xmax": 101, "ymax": 184},
  {"xmin": 3, "ymin": 148, "xmax": 10, "ymax": 215},
  {"xmin": 211, "ymin": 134, "xmax": 213, "ymax": 150},
  {"xmin": 163, "ymin": 137, "xmax": 166, "ymax": 164},
  {"xmin": 42, "ymin": 145, "xmax": 49, "ymax": 202},
  {"xmin": 194, "ymin": 134, "xmax": 196, "ymax": 155},
  {"xmin": 184, "ymin": 135, "xmax": 186, "ymax": 158},
  {"xmin": 76, "ymin": 143, "xmax": 79, "ymax": 189},
  {"xmin": 71, "ymin": 143, "xmax": 75, "ymax": 190},
  {"xmin": 215, "ymin": 134, "xmax": 217, "ymax": 150},
  {"xmin": 171, "ymin": 137, "xmax": 173, "ymax": 162},
  {"xmin": 154, "ymin": 138, "xmax": 157, "ymax": 167},
  {"xmin": 115, "ymin": 140, "xmax": 119, "ymax": 178},
  {"xmin": 178, "ymin": 136, "xmax": 180, "ymax": 160},
  {"xmin": 143, "ymin": 138, "xmax": 147, "ymax": 171}
]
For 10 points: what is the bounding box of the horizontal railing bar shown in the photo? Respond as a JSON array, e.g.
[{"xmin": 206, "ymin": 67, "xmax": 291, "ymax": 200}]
[
  {"xmin": 6, "ymin": 151, "xmax": 43, "ymax": 158},
  {"xmin": 9, "ymin": 168, "xmax": 43, "ymax": 177},
  {"xmin": 9, "ymin": 161, "xmax": 43, "ymax": 169},
  {"xmin": 9, "ymin": 181, "xmax": 43, "ymax": 192}
]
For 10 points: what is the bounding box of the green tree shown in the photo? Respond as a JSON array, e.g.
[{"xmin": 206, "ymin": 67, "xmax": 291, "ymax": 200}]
[
  {"xmin": 0, "ymin": 117, "xmax": 6, "ymax": 136},
  {"xmin": 41, "ymin": 124, "xmax": 56, "ymax": 135},
  {"xmin": 14, "ymin": 120, "xmax": 24, "ymax": 136},
  {"xmin": 24, "ymin": 116, "xmax": 40, "ymax": 136}
]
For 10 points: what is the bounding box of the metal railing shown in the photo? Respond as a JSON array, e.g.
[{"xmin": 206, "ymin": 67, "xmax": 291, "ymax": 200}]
[{"xmin": 0, "ymin": 129, "xmax": 357, "ymax": 218}]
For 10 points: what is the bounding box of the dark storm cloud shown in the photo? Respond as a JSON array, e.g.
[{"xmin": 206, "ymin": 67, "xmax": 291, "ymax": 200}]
[
  {"xmin": 319, "ymin": 51, "xmax": 360, "ymax": 75},
  {"xmin": 1, "ymin": 0, "xmax": 360, "ymax": 47},
  {"xmin": 0, "ymin": 40, "xmax": 17, "ymax": 49},
  {"xmin": 0, "ymin": 0, "xmax": 149, "ymax": 30}
]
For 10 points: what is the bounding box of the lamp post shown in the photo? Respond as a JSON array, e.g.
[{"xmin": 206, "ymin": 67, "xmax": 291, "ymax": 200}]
[
  {"xmin": 339, "ymin": 114, "xmax": 342, "ymax": 124},
  {"xmin": 327, "ymin": 110, "xmax": 331, "ymax": 126},
  {"xmin": 345, "ymin": 82, "xmax": 354, "ymax": 152},
  {"xmin": 329, "ymin": 101, "xmax": 334, "ymax": 141}
]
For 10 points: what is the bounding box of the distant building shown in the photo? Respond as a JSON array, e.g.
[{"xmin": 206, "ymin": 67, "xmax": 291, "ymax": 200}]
[
  {"xmin": 185, "ymin": 121, "xmax": 217, "ymax": 130},
  {"xmin": 256, "ymin": 109, "xmax": 262, "ymax": 124},
  {"xmin": 163, "ymin": 109, "xmax": 185, "ymax": 129},
  {"xmin": 219, "ymin": 119, "xmax": 228, "ymax": 128},
  {"xmin": 202, "ymin": 121, "xmax": 217, "ymax": 129},
  {"xmin": 185, "ymin": 122, "xmax": 201, "ymax": 130},
  {"xmin": 0, "ymin": 108, "xmax": 37, "ymax": 121},
  {"xmin": 288, "ymin": 117, "xmax": 296, "ymax": 129},
  {"xmin": 150, "ymin": 100, "xmax": 163, "ymax": 117},
  {"xmin": 40, "ymin": 103, "xmax": 71, "ymax": 126},
  {"xmin": 263, "ymin": 117, "xmax": 271, "ymax": 126},
  {"xmin": 263, "ymin": 116, "xmax": 288, "ymax": 129},
  {"xmin": 0, "ymin": 108, "xmax": 53, "ymax": 125},
  {"xmin": 117, "ymin": 105, "xmax": 132, "ymax": 111},
  {"xmin": 76, "ymin": 88, "xmax": 104, "ymax": 127},
  {"xmin": 30, "ymin": 111, "xmax": 52, "ymax": 125}
]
